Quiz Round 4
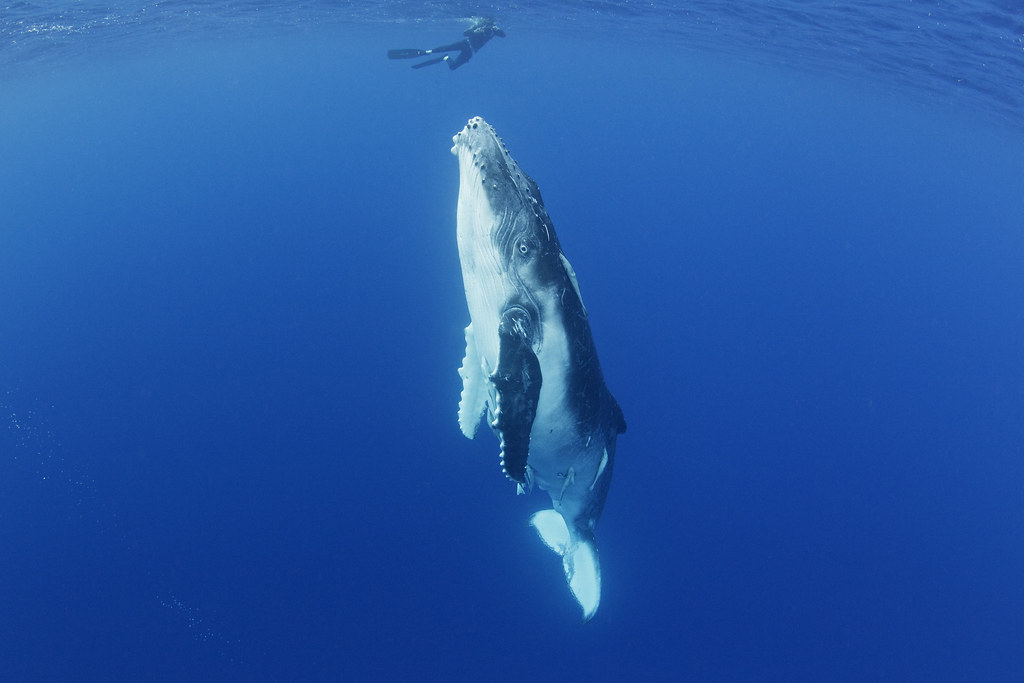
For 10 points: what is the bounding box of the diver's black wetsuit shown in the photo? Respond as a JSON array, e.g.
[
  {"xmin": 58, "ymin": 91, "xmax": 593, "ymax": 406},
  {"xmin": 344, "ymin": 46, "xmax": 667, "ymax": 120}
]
[{"xmin": 388, "ymin": 19, "xmax": 505, "ymax": 70}]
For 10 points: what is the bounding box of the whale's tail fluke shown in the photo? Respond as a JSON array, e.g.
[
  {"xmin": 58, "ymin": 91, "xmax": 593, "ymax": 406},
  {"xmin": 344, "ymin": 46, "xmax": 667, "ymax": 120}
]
[{"xmin": 530, "ymin": 509, "xmax": 601, "ymax": 622}]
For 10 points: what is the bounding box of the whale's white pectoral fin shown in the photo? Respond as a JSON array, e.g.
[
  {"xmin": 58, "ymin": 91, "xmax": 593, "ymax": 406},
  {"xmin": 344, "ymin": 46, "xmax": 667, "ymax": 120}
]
[
  {"xmin": 458, "ymin": 323, "xmax": 488, "ymax": 439},
  {"xmin": 530, "ymin": 510, "xmax": 602, "ymax": 622}
]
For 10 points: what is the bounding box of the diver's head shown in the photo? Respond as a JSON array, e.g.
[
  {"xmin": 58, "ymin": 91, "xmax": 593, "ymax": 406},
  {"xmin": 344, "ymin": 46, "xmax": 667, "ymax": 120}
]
[{"xmin": 469, "ymin": 16, "xmax": 504, "ymax": 36}]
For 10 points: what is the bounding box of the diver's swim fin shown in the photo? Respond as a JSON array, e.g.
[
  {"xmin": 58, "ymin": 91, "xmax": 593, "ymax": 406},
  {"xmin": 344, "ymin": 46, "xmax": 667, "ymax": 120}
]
[
  {"xmin": 411, "ymin": 56, "xmax": 446, "ymax": 69},
  {"xmin": 388, "ymin": 48, "xmax": 428, "ymax": 60}
]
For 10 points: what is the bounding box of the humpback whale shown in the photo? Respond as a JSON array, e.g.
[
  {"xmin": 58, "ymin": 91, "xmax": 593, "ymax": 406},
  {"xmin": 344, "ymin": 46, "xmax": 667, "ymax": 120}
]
[{"xmin": 451, "ymin": 117, "xmax": 626, "ymax": 621}]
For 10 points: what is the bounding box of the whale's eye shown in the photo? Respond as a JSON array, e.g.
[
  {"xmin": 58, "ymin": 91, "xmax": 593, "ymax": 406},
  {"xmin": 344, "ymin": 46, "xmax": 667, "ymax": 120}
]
[{"xmin": 518, "ymin": 242, "xmax": 529, "ymax": 255}]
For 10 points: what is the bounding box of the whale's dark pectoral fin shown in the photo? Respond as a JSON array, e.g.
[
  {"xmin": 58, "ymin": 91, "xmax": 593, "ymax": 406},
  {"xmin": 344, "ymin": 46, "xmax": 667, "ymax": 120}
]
[{"xmin": 489, "ymin": 307, "xmax": 541, "ymax": 484}]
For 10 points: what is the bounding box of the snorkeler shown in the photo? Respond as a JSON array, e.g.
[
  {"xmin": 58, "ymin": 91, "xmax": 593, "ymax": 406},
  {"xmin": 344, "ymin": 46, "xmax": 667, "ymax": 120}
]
[{"xmin": 388, "ymin": 17, "xmax": 505, "ymax": 71}]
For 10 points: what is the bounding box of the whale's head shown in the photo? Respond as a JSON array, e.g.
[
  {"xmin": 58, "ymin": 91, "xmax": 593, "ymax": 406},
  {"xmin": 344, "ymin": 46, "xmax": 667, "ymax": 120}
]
[
  {"xmin": 451, "ymin": 117, "xmax": 561, "ymax": 275},
  {"xmin": 452, "ymin": 117, "xmax": 588, "ymax": 344},
  {"xmin": 451, "ymin": 116, "xmax": 532, "ymax": 210}
]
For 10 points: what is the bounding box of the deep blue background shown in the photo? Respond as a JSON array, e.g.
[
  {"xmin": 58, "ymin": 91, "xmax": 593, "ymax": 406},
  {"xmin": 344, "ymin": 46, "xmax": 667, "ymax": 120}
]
[{"xmin": 2, "ymin": 25, "xmax": 1023, "ymax": 680}]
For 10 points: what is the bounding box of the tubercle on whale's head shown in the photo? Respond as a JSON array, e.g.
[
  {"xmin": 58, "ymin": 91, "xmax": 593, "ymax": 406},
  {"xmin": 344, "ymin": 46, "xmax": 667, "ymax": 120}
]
[
  {"xmin": 451, "ymin": 116, "xmax": 498, "ymax": 156},
  {"xmin": 451, "ymin": 116, "xmax": 552, "ymax": 232},
  {"xmin": 451, "ymin": 116, "xmax": 564, "ymax": 293},
  {"xmin": 450, "ymin": 116, "xmax": 522, "ymax": 190}
]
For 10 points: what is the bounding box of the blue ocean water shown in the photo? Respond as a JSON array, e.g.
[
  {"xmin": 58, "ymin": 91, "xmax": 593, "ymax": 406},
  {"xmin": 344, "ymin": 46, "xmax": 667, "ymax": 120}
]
[{"xmin": 2, "ymin": 2, "xmax": 1023, "ymax": 680}]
